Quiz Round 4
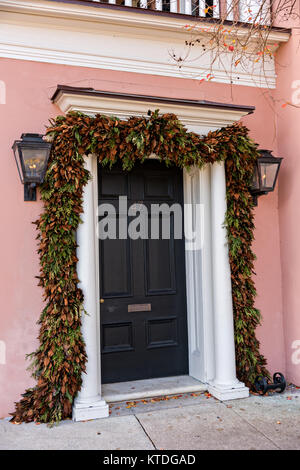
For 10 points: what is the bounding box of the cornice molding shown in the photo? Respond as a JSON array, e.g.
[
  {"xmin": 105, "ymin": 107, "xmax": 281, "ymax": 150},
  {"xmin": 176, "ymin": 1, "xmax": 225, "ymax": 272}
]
[
  {"xmin": 53, "ymin": 86, "xmax": 254, "ymax": 134},
  {"xmin": 0, "ymin": 0, "xmax": 290, "ymax": 88}
]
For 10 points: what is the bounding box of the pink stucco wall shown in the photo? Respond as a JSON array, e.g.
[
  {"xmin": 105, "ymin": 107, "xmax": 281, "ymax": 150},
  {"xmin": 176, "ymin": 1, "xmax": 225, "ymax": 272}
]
[
  {"xmin": 275, "ymin": 30, "xmax": 300, "ymax": 386},
  {"xmin": 0, "ymin": 58, "xmax": 286, "ymax": 417}
]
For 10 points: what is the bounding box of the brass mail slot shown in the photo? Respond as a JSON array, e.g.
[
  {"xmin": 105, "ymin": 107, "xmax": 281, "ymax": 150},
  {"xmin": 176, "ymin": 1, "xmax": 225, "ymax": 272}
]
[{"xmin": 128, "ymin": 303, "xmax": 151, "ymax": 313}]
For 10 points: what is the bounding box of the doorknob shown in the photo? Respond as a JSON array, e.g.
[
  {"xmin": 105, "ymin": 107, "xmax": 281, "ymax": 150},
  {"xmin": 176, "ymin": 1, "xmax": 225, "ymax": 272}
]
[{"xmin": 100, "ymin": 298, "xmax": 104, "ymax": 304}]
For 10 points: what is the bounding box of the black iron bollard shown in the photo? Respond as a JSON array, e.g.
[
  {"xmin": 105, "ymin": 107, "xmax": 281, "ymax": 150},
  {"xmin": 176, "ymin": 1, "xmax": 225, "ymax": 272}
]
[{"xmin": 255, "ymin": 372, "xmax": 286, "ymax": 395}]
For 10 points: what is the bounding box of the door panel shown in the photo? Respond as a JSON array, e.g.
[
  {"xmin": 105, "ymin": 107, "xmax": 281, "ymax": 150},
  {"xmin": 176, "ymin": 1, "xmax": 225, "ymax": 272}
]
[
  {"xmin": 146, "ymin": 317, "xmax": 178, "ymax": 349},
  {"xmin": 100, "ymin": 237, "xmax": 132, "ymax": 297},
  {"xmin": 102, "ymin": 322, "xmax": 134, "ymax": 354},
  {"xmin": 98, "ymin": 160, "xmax": 188, "ymax": 383},
  {"xmin": 145, "ymin": 234, "xmax": 176, "ymax": 294}
]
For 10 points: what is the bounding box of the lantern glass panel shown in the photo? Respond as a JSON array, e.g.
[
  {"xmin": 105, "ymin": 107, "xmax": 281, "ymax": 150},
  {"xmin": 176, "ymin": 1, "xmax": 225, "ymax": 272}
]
[
  {"xmin": 251, "ymin": 163, "xmax": 260, "ymax": 191},
  {"xmin": 15, "ymin": 139, "xmax": 51, "ymax": 184},
  {"xmin": 13, "ymin": 144, "xmax": 24, "ymax": 184},
  {"xmin": 21, "ymin": 146, "xmax": 49, "ymax": 183},
  {"xmin": 258, "ymin": 162, "xmax": 279, "ymax": 191}
]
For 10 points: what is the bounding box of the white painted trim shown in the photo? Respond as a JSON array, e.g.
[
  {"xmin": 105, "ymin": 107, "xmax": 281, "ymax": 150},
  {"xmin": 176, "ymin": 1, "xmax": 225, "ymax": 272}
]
[
  {"xmin": 0, "ymin": 43, "xmax": 277, "ymax": 88},
  {"xmin": 53, "ymin": 91, "xmax": 252, "ymax": 134},
  {"xmin": 0, "ymin": 1, "xmax": 289, "ymax": 88},
  {"xmin": 183, "ymin": 165, "xmax": 215, "ymax": 383},
  {"xmin": 199, "ymin": 165, "xmax": 215, "ymax": 383},
  {"xmin": 69, "ymin": 94, "xmax": 248, "ymax": 421},
  {"xmin": 0, "ymin": 1, "xmax": 289, "ymax": 41}
]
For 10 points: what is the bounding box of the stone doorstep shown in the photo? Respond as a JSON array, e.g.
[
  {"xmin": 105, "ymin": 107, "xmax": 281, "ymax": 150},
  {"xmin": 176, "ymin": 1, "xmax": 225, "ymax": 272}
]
[{"xmin": 102, "ymin": 375, "xmax": 207, "ymax": 403}]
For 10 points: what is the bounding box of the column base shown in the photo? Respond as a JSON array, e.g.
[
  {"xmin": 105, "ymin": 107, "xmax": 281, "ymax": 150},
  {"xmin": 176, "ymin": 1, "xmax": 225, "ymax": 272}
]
[
  {"xmin": 208, "ymin": 381, "xmax": 249, "ymax": 401},
  {"xmin": 72, "ymin": 397, "xmax": 109, "ymax": 422}
]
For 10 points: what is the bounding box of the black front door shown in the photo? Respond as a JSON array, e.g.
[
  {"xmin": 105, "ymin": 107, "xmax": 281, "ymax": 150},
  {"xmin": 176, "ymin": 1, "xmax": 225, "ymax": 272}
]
[{"xmin": 98, "ymin": 160, "xmax": 188, "ymax": 383}]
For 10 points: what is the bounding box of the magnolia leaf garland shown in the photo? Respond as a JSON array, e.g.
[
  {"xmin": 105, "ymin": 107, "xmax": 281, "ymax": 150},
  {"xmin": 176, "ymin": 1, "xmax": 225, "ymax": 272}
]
[{"xmin": 11, "ymin": 110, "xmax": 269, "ymax": 424}]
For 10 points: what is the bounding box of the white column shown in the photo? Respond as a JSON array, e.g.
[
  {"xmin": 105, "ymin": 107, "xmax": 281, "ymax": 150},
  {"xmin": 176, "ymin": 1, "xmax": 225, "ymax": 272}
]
[
  {"xmin": 208, "ymin": 161, "xmax": 249, "ymax": 401},
  {"xmin": 72, "ymin": 155, "xmax": 109, "ymax": 421}
]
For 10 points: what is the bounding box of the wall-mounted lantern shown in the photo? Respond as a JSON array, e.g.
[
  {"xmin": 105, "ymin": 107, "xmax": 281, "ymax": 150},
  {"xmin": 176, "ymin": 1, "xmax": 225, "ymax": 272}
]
[
  {"xmin": 12, "ymin": 133, "xmax": 52, "ymax": 201},
  {"xmin": 250, "ymin": 150, "xmax": 283, "ymax": 205}
]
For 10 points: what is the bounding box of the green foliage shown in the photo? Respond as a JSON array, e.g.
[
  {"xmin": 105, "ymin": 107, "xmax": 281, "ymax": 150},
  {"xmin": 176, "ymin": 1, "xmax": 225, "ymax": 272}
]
[{"xmin": 11, "ymin": 110, "xmax": 269, "ymax": 425}]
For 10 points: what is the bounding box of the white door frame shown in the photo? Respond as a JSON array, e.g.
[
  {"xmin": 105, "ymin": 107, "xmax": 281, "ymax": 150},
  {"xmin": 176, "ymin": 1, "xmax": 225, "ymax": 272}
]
[{"xmin": 52, "ymin": 91, "xmax": 250, "ymax": 421}]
